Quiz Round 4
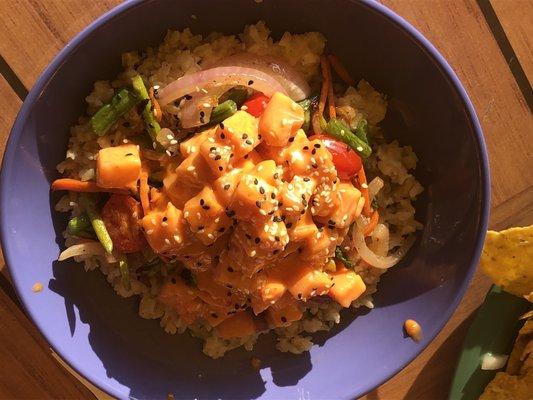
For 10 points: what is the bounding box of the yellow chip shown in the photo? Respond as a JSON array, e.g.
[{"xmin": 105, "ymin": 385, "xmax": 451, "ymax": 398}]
[{"xmin": 480, "ymin": 226, "xmax": 533, "ymax": 298}]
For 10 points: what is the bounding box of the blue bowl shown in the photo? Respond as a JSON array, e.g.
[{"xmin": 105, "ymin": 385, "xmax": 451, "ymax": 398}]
[{"xmin": 0, "ymin": 0, "xmax": 490, "ymax": 398}]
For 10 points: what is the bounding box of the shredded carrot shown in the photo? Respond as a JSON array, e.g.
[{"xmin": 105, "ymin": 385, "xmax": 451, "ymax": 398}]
[
  {"xmin": 51, "ymin": 178, "xmax": 128, "ymax": 194},
  {"xmin": 321, "ymin": 56, "xmax": 336, "ymax": 119},
  {"xmin": 317, "ymin": 56, "xmax": 331, "ymax": 123},
  {"xmin": 327, "ymin": 54, "xmax": 355, "ymax": 86},
  {"xmin": 139, "ymin": 164, "xmax": 150, "ymax": 215},
  {"xmin": 148, "ymin": 87, "xmax": 162, "ymax": 122},
  {"xmin": 363, "ymin": 210, "xmax": 379, "ymax": 236},
  {"xmin": 357, "ymin": 167, "xmax": 372, "ymax": 217}
]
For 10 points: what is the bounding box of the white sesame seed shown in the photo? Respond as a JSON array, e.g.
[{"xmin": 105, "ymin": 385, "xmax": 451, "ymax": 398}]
[
  {"xmin": 151, "ymin": 218, "xmax": 156, "ymax": 225},
  {"xmin": 264, "ymin": 225, "xmax": 269, "ymax": 232},
  {"xmin": 250, "ymin": 250, "xmax": 257, "ymax": 257},
  {"xmin": 165, "ymin": 150, "xmax": 172, "ymax": 157},
  {"xmin": 257, "ymin": 165, "xmax": 263, "ymax": 172},
  {"xmin": 161, "ymin": 221, "xmax": 168, "ymax": 227},
  {"xmin": 167, "ymin": 134, "xmax": 174, "ymax": 140},
  {"xmin": 241, "ymin": 105, "xmax": 248, "ymax": 111},
  {"xmin": 196, "ymin": 212, "xmax": 201, "ymax": 220},
  {"xmin": 208, "ymin": 233, "xmax": 214, "ymax": 239},
  {"xmin": 164, "ymin": 238, "xmax": 171, "ymax": 245},
  {"xmin": 170, "ymin": 139, "xmax": 178, "ymax": 145},
  {"xmin": 208, "ymin": 137, "xmax": 215, "ymax": 143},
  {"xmin": 174, "ymin": 235, "xmax": 181, "ymax": 242},
  {"xmin": 259, "ymin": 209, "xmax": 267, "ymax": 216},
  {"xmin": 202, "ymin": 102, "xmax": 211, "ymax": 108},
  {"xmin": 357, "ymin": 146, "xmax": 363, "ymax": 152},
  {"xmin": 184, "ymin": 211, "xmax": 189, "ymax": 218},
  {"xmin": 187, "ymin": 166, "xmax": 196, "ymax": 171},
  {"xmin": 361, "ymin": 183, "xmax": 368, "ymax": 189},
  {"xmin": 281, "ymin": 118, "xmax": 290, "ymax": 126},
  {"xmin": 215, "ymin": 217, "xmax": 220, "ymax": 223},
  {"xmin": 201, "ymin": 88, "xmax": 208, "ymax": 94},
  {"xmin": 146, "ymin": 229, "xmax": 154, "ymax": 235},
  {"xmin": 122, "ymin": 139, "xmax": 129, "ymax": 144}
]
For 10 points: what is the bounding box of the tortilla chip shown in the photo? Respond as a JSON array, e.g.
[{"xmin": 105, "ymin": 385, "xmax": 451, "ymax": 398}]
[{"xmin": 480, "ymin": 226, "xmax": 533, "ymax": 297}]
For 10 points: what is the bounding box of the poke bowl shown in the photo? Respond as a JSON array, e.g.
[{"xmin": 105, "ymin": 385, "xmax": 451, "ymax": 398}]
[{"xmin": 0, "ymin": 0, "xmax": 490, "ymax": 399}]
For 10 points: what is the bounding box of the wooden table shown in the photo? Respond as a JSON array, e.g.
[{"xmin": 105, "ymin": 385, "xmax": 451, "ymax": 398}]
[{"xmin": 0, "ymin": 1, "xmax": 531, "ymax": 398}]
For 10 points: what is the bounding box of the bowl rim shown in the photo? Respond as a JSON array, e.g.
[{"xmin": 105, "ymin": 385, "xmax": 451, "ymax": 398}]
[{"xmin": 0, "ymin": 0, "xmax": 491, "ymax": 398}]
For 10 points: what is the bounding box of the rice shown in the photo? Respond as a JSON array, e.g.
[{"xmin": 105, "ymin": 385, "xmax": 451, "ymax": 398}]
[{"xmin": 57, "ymin": 22, "xmax": 423, "ymax": 359}]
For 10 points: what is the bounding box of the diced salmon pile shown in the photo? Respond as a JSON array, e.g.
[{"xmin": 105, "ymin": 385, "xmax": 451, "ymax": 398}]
[{"xmin": 102, "ymin": 92, "xmax": 368, "ymax": 338}]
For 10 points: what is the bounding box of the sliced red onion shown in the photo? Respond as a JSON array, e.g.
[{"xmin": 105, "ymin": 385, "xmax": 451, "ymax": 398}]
[
  {"xmin": 353, "ymin": 217, "xmax": 404, "ymax": 269},
  {"xmin": 157, "ymin": 66, "xmax": 287, "ymax": 107},
  {"xmin": 213, "ymin": 53, "xmax": 311, "ymax": 101},
  {"xmin": 178, "ymin": 89, "xmax": 223, "ymax": 129}
]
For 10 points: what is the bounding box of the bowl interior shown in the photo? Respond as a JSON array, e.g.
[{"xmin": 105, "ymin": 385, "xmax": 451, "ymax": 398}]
[{"xmin": 0, "ymin": 0, "xmax": 488, "ymax": 399}]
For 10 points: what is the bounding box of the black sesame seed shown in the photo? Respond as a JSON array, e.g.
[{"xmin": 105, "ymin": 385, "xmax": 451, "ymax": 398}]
[
  {"xmin": 200, "ymin": 199, "xmax": 205, "ymax": 205},
  {"xmin": 275, "ymin": 236, "xmax": 280, "ymax": 242},
  {"xmin": 218, "ymin": 227, "xmax": 225, "ymax": 233},
  {"xmin": 218, "ymin": 166, "xmax": 223, "ymax": 171},
  {"xmin": 270, "ymin": 192, "xmax": 276, "ymax": 199},
  {"xmin": 312, "ymin": 149, "xmax": 317, "ymax": 155},
  {"xmin": 245, "ymin": 233, "xmax": 252, "ymax": 239},
  {"xmin": 226, "ymin": 291, "xmax": 232, "ymax": 296},
  {"xmin": 215, "ymin": 155, "xmax": 221, "ymax": 160},
  {"xmin": 288, "ymin": 137, "xmax": 295, "ymax": 143},
  {"xmin": 234, "ymin": 304, "xmax": 240, "ymax": 310},
  {"xmin": 171, "ymin": 277, "xmax": 177, "ymax": 284},
  {"xmin": 278, "ymin": 201, "xmax": 284, "ymax": 207},
  {"xmin": 255, "ymin": 200, "xmax": 262, "ymax": 208},
  {"xmin": 248, "ymin": 80, "xmax": 254, "ymax": 85},
  {"xmin": 255, "ymin": 237, "xmax": 260, "ymax": 244},
  {"xmin": 210, "ymin": 146, "xmax": 216, "ymax": 152},
  {"xmin": 220, "ymin": 133, "xmax": 226, "ymax": 139},
  {"xmin": 198, "ymin": 225, "xmax": 204, "ymax": 230},
  {"xmin": 245, "ymin": 139, "xmax": 252, "ymax": 145},
  {"xmin": 312, "ymin": 163, "xmax": 318, "ymax": 169},
  {"xmin": 211, "ymin": 313, "xmax": 218, "ymax": 318},
  {"xmin": 297, "ymin": 293, "xmax": 302, "ymax": 299},
  {"xmin": 200, "ymin": 111, "xmax": 205, "ymax": 118},
  {"xmin": 259, "ymin": 187, "xmax": 265, "ymax": 194},
  {"xmin": 300, "ymin": 209, "xmax": 305, "ymax": 215},
  {"xmin": 281, "ymin": 316, "xmax": 287, "ymax": 323},
  {"xmin": 254, "ymin": 178, "xmax": 258, "ymax": 185},
  {"xmin": 223, "ymin": 184, "xmax": 231, "ymax": 190},
  {"xmin": 185, "ymin": 94, "xmax": 192, "ymax": 100},
  {"xmin": 162, "ymin": 217, "xmax": 167, "ymax": 222},
  {"xmin": 227, "ymin": 267, "xmax": 234, "ymax": 272},
  {"xmin": 242, "ymin": 133, "xmax": 248, "ymax": 139},
  {"xmin": 314, "ymin": 143, "xmax": 321, "ymax": 148},
  {"xmin": 303, "ymin": 177, "xmax": 310, "ymax": 182},
  {"xmin": 302, "ymin": 199, "xmax": 308, "ymax": 206},
  {"xmin": 196, "ymin": 262, "xmax": 202, "ymax": 267},
  {"xmin": 122, "ymin": 121, "xmax": 131, "ymax": 128},
  {"xmin": 303, "ymin": 146, "xmax": 309, "ymax": 150},
  {"xmin": 273, "ymin": 249, "xmax": 279, "ymax": 255},
  {"xmin": 219, "ymin": 122, "xmax": 225, "ymax": 129},
  {"xmin": 244, "ymin": 154, "xmax": 249, "ymax": 159},
  {"xmin": 286, "ymin": 222, "xmax": 293, "ymax": 228},
  {"xmin": 274, "ymin": 173, "xmax": 279, "ymax": 179}
]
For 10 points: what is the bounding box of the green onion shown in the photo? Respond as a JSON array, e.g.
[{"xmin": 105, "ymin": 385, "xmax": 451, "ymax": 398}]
[
  {"xmin": 79, "ymin": 195, "xmax": 113, "ymax": 254},
  {"xmin": 335, "ymin": 247, "xmax": 353, "ymax": 268},
  {"xmin": 131, "ymin": 75, "xmax": 161, "ymax": 141},
  {"xmin": 297, "ymin": 95, "xmax": 318, "ymax": 133},
  {"xmin": 67, "ymin": 214, "xmax": 91, "ymax": 235},
  {"xmin": 226, "ymin": 88, "xmax": 249, "ymax": 107},
  {"xmin": 326, "ymin": 118, "xmax": 372, "ymax": 158},
  {"xmin": 90, "ymin": 89, "xmax": 139, "ymax": 136},
  {"xmin": 355, "ymin": 118, "xmax": 369, "ymax": 144},
  {"xmin": 209, "ymin": 100, "xmax": 237, "ymax": 125}
]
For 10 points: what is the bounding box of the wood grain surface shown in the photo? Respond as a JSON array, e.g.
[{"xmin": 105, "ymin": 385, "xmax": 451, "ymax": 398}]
[{"xmin": 0, "ymin": 1, "xmax": 531, "ymax": 399}]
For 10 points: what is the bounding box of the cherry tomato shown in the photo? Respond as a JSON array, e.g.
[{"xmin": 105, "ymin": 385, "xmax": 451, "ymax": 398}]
[
  {"xmin": 101, "ymin": 194, "xmax": 145, "ymax": 253},
  {"xmin": 310, "ymin": 134, "xmax": 362, "ymax": 180},
  {"xmin": 243, "ymin": 93, "xmax": 270, "ymax": 117}
]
